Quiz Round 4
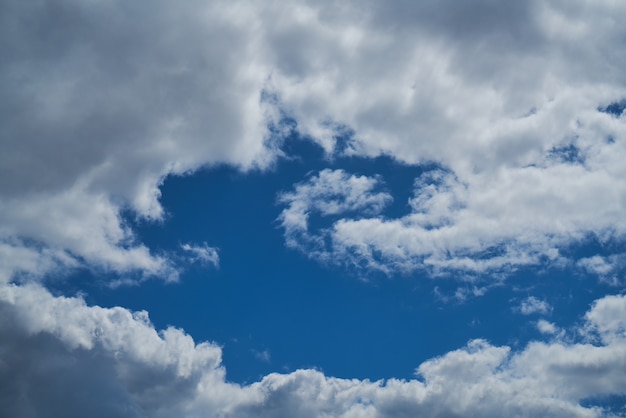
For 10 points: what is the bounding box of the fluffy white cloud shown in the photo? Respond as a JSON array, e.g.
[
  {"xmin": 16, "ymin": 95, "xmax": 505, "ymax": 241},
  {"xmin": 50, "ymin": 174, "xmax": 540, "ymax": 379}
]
[
  {"xmin": 0, "ymin": 0, "xmax": 281, "ymax": 281},
  {"xmin": 2, "ymin": 1, "xmax": 626, "ymax": 414},
  {"xmin": 280, "ymin": 155, "xmax": 626, "ymax": 274},
  {"xmin": 584, "ymin": 294, "xmax": 626, "ymax": 344},
  {"xmin": 262, "ymin": 0, "xmax": 626, "ymax": 276},
  {"xmin": 537, "ymin": 319, "xmax": 559, "ymax": 335},
  {"xmin": 1, "ymin": 283, "xmax": 624, "ymax": 417}
]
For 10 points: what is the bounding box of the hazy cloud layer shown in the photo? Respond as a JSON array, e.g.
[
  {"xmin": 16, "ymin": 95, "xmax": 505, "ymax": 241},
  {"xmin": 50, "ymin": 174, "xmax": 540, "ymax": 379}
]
[{"xmin": 0, "ymin": 283, "xmax": 624, "ymax": 417}]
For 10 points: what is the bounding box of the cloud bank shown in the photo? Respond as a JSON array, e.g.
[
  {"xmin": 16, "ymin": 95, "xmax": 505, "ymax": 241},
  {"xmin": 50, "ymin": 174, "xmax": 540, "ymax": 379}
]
[{"xmin": 0, "ymin": 283, "xmax": 624, "ymax": 417}]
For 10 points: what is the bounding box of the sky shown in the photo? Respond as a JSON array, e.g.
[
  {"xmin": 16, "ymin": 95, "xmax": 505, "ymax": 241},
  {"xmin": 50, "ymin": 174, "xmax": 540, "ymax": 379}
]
[{"xmin": 1, "ymin": 0, "xmax": 626, "ymax": 417}]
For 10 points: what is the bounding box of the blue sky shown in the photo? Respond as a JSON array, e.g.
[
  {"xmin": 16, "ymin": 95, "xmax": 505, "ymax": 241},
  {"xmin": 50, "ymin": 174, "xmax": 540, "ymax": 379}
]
[{"xmin": 1, "ymin": 1, "xmax": 626, "ymax": 417}]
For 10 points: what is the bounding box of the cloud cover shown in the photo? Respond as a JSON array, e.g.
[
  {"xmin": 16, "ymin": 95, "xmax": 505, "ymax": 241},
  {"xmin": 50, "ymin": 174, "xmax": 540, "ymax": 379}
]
[{"xmin": 2, "ymin": 0, "xmax": 626, "ymax": 416}]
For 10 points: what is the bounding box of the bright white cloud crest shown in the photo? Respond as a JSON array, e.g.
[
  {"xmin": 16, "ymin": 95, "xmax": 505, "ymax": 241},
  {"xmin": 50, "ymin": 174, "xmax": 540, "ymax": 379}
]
[{"xmin": 2, "ymin": 0, "xmax": 626, "ymax": 416}]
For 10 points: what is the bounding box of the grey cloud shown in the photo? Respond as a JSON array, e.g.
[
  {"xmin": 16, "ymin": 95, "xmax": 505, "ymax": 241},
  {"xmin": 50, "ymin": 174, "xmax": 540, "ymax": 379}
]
[{"xmin": 0, "ymin": 0, "xmax": 271, "ymax": 198}]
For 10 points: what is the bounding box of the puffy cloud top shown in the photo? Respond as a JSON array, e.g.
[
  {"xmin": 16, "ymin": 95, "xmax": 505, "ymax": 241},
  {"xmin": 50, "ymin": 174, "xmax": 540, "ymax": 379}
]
[{"xmin": 1, "ymin": 283, "xmax": 625, "ymax": 417}]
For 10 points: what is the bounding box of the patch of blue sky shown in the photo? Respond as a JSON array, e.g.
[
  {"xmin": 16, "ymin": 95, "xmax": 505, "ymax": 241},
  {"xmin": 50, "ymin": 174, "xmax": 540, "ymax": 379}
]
[
  {"xmin": 547, "ymin": 143, "xmax": 586, "ymax": 165},
  {"xmin": 580, "ymin": 394, "xmax": 626, "ymax": 416},
  {"xmin": 48, "ymin": 133, "xmax": 623, "ymax": 386},
  {"xmin": 598, "ymin": 99, "xmax": 626, "ymax": 118}
]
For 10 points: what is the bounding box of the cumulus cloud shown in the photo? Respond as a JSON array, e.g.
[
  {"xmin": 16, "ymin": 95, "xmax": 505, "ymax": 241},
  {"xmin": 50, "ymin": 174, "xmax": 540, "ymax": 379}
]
[
  {"xmin": 0, "ymin": 283, "xmax": 625, "ymax": 417},
  {"xmin": 2, "ymin": 0, "xmax": 626, "ymax": 281},
  {"xmin": 584, "ymin": 294, "xmax": 626, "ymax": 344},
  {"xmin": 277, "ymin": 168, "xmax": 392, "ymax": 259},
  {"xmin": 537, "ymin": 319, "xmax": 559, "ymax": 335},
  {"xmin": 278, "ymin": 148, "xmax": 626, "ymax": 275},
  {"xmin": 263, "ymin": 0, "xmax": 626, "ymax": 276},
  {"xmin": 2, "ymin": 0, "xmax": 626, "ymax": 415},
  {"xmin": 0, "ymin": 0, "xmax": 281, "ymax": 282}
]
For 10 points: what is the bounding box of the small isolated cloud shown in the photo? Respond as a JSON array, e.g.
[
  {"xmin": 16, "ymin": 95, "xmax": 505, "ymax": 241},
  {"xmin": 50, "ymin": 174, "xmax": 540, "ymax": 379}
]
[
  {"xmin": 517, "ymin": 296, "xmax": 552, "ymax": 316},
  {"xmin": 181, "ymin": 243, "xmax": 220, "ymax": 268},
  {"xmin": 577, "ymin": 255, "xmax": 625, "ymax": 286},
  {"xmin": 537, "ymin": 319, "xmax": 559, "ymax": 335}
]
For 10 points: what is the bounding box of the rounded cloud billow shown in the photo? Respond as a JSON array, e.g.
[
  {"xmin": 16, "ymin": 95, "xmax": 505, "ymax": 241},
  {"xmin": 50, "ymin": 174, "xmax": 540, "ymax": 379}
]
[
  {"xmin": 1, "ymin": 284, "xmax": 625, "ymax": 417},
  {"xmin": 1, "ymin": 0, "xmax": 626, "ymax": 416}
]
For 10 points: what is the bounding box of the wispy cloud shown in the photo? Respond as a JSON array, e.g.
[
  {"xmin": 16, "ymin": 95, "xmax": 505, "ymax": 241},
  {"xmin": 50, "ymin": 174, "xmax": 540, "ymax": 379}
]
[
  {"xmin": 252, "ymin": 349, "xmax": 271, "ymax": 363},
  {"xmin": 277, "ymin": 168, "xmax": 392, "ymax": 258},
  {"xmin": 517, "ymin": 297, "xmax": 553, "ymax": 316},
  {"xmin": 181, "ymin": 243, "xmax": 220, "ymax": 268}
]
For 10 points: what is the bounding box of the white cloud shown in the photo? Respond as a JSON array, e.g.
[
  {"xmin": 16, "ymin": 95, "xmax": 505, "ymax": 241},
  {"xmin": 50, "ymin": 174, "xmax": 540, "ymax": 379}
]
[
  {"xmin": 537, "ymin": 319, "xmax": 559, "ymax": 335},
  {"xmin": 577, "ymin": 255, "xmax": 625, "ymax": 286},
  {"xmin": 277, "ymin": 169, "xmax": 392, "ymax": 258},
  {"xmin": 578, "ymin": 256, "xmax": 617, "ymax": 276},
  {"xmin": 181, "ymin": 243, "xmax": 220, "ymax": 268},
  {"xmin": 517, "ymin": 296, "xmax": 553, "ymax": 315},
  {"xmin": 584, "ymin": 294, "xmax": 626, "ymax": 344},
  {"xmin": 0, "ymin": 283, "xmax": 624, "ymax": 417},
  {"xmin": 0, "ymin": 0, "xmax": 282, "ymax": 282},
  {"xmin": 263, "ymin": 0, "xmax": 626, "ymax": 276},
  {"xmin": 1, "ymin": 2, "xmax": 625, "ymax": 416},
  {"xmin": 0, "ymin": 187, "xmax": 177, "ymax": 283},
  {"xmin": 2, "ymin": 0, "xmax": 626, "ymax": 281}
]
